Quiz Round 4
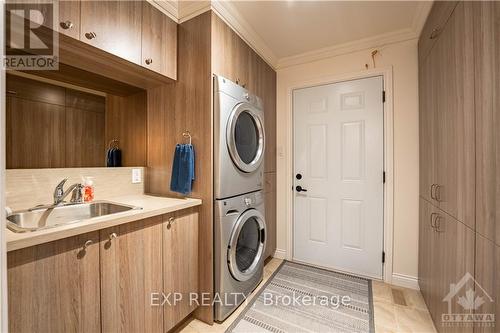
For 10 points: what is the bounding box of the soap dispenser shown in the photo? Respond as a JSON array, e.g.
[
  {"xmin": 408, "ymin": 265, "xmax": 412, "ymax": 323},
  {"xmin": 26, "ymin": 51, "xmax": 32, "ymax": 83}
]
[{"xmin": 83, "ymin": 177, "xmax": 95, "ymax": 203}]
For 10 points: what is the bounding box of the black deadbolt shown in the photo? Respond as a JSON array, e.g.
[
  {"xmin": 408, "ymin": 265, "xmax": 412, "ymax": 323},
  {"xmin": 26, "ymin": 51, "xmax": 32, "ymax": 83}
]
[{"xmin": 296, "ymin": 173, "xmax": 302, "ymax": 180}]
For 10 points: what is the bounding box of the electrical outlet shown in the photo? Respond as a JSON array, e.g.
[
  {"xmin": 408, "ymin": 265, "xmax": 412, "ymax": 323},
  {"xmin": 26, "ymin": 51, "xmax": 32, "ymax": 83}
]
[{"xmin": 132, "ymin": 168, "xmax": 142, "ymax": 183}]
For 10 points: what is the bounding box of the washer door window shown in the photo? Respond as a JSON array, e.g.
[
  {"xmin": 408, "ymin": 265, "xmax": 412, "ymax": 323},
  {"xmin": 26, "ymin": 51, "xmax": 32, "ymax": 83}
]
[
  {"xmin": 228, "ymin": 209, "xmax": 266, "ymax": 281},
  {"xmin": 227, "ymin": 103, "xmax": 265, "ymax": 173}
]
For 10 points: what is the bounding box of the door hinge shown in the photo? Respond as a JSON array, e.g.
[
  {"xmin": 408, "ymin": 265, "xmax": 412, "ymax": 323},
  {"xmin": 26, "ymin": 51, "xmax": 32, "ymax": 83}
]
[
  {"xmin": 382, "ymin": 90, "xmax": 386, "ymax": 103},
  {"xmin": 382, "ymin": 251, "xmax": 386, "ymax": 263},
  {"xmin": 383, "ymin": 171, "xmax": 386, "ymax": 183}
]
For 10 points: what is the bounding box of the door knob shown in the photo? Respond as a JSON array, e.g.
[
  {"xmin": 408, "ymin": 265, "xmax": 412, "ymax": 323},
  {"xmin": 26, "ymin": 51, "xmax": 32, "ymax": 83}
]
[{"xmin": 296, "ymin": 185, "xmax": 307, "ymax": 192}]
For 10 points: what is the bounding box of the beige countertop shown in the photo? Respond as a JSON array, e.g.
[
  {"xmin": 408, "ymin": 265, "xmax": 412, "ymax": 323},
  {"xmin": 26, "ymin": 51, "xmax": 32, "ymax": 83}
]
[{"xmin": 6, "ymin": 194, "xmax": 202, "ymax": 252}]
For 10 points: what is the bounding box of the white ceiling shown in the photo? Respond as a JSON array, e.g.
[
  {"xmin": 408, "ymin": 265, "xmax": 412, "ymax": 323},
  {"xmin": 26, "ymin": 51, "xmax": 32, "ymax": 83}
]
[
  {"xmin": 229, "ymin": 1, "xmax": 425, "ymax": 59},
  {"xmin": 154, "ymin": 0, "xmax": 433, "ymax": 68}
]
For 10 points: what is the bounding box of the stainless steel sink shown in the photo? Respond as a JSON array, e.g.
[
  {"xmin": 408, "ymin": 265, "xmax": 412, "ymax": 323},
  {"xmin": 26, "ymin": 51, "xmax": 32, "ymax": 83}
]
[{"xmin": 6, "ymin": 201, "xmax": 141, "ymax": 233}]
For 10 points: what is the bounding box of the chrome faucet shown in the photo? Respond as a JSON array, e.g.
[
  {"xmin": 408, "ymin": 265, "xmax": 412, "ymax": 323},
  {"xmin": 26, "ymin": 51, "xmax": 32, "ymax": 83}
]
[{"xmin": 53, "ymin": 179, "xmax": 84, "ymax": 205}]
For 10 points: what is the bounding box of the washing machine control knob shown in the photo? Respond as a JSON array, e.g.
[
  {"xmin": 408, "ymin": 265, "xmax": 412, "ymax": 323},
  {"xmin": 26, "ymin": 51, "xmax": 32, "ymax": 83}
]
[{"xmin": 244, "ymin": 197, "xmax": 252, "ymax": 206}]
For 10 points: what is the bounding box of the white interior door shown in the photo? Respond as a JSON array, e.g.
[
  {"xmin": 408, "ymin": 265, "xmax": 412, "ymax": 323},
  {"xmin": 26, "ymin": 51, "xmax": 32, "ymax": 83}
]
[{"xmin": 293, "ymin": 76, "xmax": 384, "ymax": 279}]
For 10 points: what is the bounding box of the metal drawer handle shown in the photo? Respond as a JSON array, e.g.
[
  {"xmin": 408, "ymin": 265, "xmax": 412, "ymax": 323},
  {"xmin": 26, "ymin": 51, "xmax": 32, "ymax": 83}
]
[
  {"xmin": 108, "ymin": 232, "xmax": 117, "ymax": 241},
  {"xmin": 145, "ymin": 58, "xmax": 153, "ymax": 65},
  {"xmin": 434, "ymin": 215, "xmax": 444, "ymax": 233},
  {"xmin": 430, "ymin": 184, "xmax": 436, "ymax": 200},
  {"xmin": 167, "ymin": 216, "xmax": 175, "ymax": 229},
  {"xmin": 430, "ymin": 212, "xmax": 438, "ymax": 228},
  {"xmin": 435, "ymin": 185, "xmax": 442, "ymax": 202}
]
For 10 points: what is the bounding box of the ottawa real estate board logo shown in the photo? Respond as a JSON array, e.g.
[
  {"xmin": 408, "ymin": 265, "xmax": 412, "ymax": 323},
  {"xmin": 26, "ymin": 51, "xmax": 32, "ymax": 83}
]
[
  {"xmin": 4, "ymin": 1, "xmax": 59, "ymax": 70},
  {"xmin": 442, "ymin": 272, "xmax": 495, "ymax": 328}
]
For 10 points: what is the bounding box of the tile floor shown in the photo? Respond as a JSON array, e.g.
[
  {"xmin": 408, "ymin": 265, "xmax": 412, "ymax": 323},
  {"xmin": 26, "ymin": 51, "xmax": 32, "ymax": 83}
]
[{"xmin": 178, "ymin": 258, "xmax": 437, "ymax": 333}]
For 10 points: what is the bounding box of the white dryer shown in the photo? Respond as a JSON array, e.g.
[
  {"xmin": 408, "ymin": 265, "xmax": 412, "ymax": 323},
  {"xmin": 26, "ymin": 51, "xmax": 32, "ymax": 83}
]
[{"xmin": 214, "ymin": 75, "xmax": 265, "ymax": 199}]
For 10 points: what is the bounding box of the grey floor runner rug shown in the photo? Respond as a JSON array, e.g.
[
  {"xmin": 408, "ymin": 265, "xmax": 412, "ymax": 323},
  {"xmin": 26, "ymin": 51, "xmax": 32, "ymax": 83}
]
[{"xmin": 226, "ymin": 261, "xmax": 374, "ymax": 333}]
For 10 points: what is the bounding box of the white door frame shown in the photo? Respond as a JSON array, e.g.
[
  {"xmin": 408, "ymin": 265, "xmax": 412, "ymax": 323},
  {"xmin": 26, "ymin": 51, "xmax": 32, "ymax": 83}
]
[{"xmin": 283, "ymin": 67, "xmax": 394, "ymax": 283}]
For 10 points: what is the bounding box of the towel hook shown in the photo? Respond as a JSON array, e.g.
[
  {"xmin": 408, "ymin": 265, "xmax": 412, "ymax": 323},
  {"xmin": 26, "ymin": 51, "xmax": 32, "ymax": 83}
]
[
  {"xmin": 182, "ymin": 131, "xmax": 192, "ymax": 145},
  {"xmin": 108, "ymin": 139, "xmax": 119, "ymax": 149}
]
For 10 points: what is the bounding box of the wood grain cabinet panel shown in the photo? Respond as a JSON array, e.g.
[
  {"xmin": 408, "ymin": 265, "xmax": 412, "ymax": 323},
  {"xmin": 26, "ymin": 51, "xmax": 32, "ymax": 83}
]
[
  {"xmin": 474, "ymin": 233, "xmax": 500, "ymax": 333},
  {"xmin": 422, "ymin": 2, "xmax": 475, "ymax": 228},
  {"xmin": 7, "ymin": 232, "xmax": 101, "ymax": 333},
  {"xmin": 99, "ymin": 216, "xmax": 163, "ymax": 333},
  {"xmin": 58, "ymin": 0, "xmax": 80, "ymax": 39},
  {"xmin": 163, "ymin": 208, "xmax": 199, "ymax": 331},
  {"xmin": 418, "ymin": 198, "xmax": 437, "ymax": 317},
  {"xmin": 474, "ymin": 1, "xmax": 500, "ymax": 247},
  {"xmin": 141, "ymin": 2, "xmax": 177, "ymax": 79},
  {"xmin": 418, "ymin": 1, "xmax": 458, "ymax": 63},
  {"xmin": 80, "ymin": 0, "xmax": 142, "ymax": 64},
  {"xmin": 264, "ymin": 173, "xmax": 276, "ymax": 259}
]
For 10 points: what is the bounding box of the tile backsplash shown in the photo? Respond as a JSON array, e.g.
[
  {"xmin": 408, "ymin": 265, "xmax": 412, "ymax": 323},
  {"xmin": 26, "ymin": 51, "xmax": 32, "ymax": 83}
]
[{"xmin": 6, "ymin": 167, "xmax": 144, "ymax": 211}]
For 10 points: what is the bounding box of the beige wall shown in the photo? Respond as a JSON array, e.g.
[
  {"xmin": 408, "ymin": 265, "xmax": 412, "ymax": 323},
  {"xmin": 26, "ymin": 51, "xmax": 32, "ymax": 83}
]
[{"xmin": 276, "ymin": 38, "xmax": 420, "ymax": 282}]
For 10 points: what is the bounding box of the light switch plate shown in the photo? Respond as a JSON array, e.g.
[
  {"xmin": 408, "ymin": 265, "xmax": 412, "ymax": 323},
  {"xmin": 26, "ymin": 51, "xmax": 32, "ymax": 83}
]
[{"xmin": 132, "ymin": 168, "xmax": 142, "ymax": 183}]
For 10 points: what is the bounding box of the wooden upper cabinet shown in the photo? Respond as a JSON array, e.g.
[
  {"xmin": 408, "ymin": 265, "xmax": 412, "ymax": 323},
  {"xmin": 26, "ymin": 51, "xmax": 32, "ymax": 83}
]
[
  {"xmin": 418, "ymin": 1, "xmax": 458, "ymax": 63},
  {"xmin": 58, "ymin": 0, "xmax": 80, "ymax": 39},
  {"xmin": 99, "ymin": 216, "xmax": 163, "ymax": 333},
  {"xmin": 80, "ymin": 1, "xmax": 142, "ymax": 65},
  {"xmin": 163, "ymin": 208, "xmax": 199, "ymax": 331},
  {"xmin": 8, "ymin": 232, "xmax": 101, "ymax": 333},
  {"xmin": 141, "ymin": 2, "xmax": 177, "ymax": 79},
  {"xmin": 474, "ymin": 1, "xmax": 500, "ymax": 247}
]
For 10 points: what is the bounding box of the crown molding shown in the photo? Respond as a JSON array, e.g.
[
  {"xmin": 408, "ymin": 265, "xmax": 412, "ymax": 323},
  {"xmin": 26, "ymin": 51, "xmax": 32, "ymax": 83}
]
[
  {"xmin": 211, "ymin": 1, "xmax": 279, "ymax": 69},
  {"xmin": 153, "ymin": 0, "xmax": 432, "ymax": 71},
  {"xmin": 178, "ymin": 1, "xmax": 211, "ymax": 23},
  {"xmin": 411, "ymin": 1, "xmax": 434, "ymax": 37},
  {"xmin": 277, "ymin": 28, "xmax": 418, "ymax": 69},
  {"xmin": 149, "ymin": 0, "xmax": 179, "ymax": 22}
]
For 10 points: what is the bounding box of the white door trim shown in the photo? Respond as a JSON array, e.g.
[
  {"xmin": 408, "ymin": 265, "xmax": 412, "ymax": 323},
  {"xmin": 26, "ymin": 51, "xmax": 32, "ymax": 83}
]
[{"xmin": 283, "ymin": 67, "xmax": 394, "ymax": 284}]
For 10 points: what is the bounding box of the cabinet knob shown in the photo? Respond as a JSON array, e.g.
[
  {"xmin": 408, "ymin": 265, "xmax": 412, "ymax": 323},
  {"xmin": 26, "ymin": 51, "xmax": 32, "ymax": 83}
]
[
  {"xmin": 85, "ymin": 32, "xmax": 97, "ymax": 40},
  {"xmin": 145, "ymin": 58, "xmax": 153, "ymax": 65},
  {"xmin": 429, "ymin": 27, "xmax": 440, "ymax": 40},
  {"xmin": 83, "ymin": 239, "xmax": 93, "ymax": 250},
  {"xmin": 167, "ymin": 216, "xmax": 175, "ymax": 229},
  {"xmin": 108, "ymin": 232, "xmax": 118, "ymax": 241},
  {"xmin": 60, "ymin": 20, "xmax": 73, "ymax": 30}
]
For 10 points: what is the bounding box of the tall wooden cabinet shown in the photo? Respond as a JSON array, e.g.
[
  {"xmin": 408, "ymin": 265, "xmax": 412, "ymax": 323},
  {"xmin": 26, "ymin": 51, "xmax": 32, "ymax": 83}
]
[{"xmin": 419, "ymin": 2, "xmax": 500, "ymax": 331}]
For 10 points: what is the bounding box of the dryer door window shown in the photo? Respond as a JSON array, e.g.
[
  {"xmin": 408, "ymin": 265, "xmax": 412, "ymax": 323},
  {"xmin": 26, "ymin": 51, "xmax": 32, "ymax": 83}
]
[
  {"xmin": 228, "ymin": 209, "xmax": 266, "ymax": 281},
  {"xmin": 227, "ymin": 103, "xmax": 265, "ymax": 173}
]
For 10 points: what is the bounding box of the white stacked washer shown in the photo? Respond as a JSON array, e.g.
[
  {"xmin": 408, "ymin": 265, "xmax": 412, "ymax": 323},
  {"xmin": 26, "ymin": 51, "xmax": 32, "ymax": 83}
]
[{"xmin": 213, "ymin": 75, "xmax": 267, "ymax": 322}]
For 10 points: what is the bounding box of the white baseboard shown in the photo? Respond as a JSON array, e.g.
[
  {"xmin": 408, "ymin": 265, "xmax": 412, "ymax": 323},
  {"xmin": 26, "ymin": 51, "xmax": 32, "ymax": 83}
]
[
  {"xmin": 273, "ymin": 248, "xmax": 287, "ymax": 259},
  {"xmin": 391, "ymin": 273, "xmax": 420, "ymax": 290}
]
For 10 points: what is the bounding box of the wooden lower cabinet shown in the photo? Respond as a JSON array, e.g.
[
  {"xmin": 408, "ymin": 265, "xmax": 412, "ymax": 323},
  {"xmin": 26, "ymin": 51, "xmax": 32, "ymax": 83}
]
[
  {"xmin": 163, "ymin": 208, "xmax": 199, "ymax": 331},
  {"xmin": 7, "ymin": 208, "xmax": 200, "ymax": 333},
  {"xmin": 7, "ymin": 232, "xmax": 101, "ymax": 333},
  {"xmin": 99, "ymin": 216, "xmax": 164, "ymax": 333},
  {"xmin": 419, "ymin": 198, "xmax": 475, "ymax": 333}
]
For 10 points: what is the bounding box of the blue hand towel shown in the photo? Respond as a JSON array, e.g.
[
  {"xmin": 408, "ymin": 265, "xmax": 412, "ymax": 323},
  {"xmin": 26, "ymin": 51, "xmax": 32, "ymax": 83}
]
[{"xmin": 170, "ymin": 144, "xmax": 195, "ymax": 195}]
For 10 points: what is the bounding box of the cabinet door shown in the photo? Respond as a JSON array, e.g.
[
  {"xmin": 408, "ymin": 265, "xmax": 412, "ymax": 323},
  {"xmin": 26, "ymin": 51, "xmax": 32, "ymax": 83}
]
[
  {"xmin": 418, "ymin": 198, "xmax": 435, "ymax": 313},
  {"xmin": 474, "ymin": 1, "xmax": 500, "ymax": 246},
  {"xmin": 433, "ymin": 2, "xmax": 475, "ymax": 228},
  {"xmin": 163, "ymin": 208, "xmax": 199, "ymax": 331},
  {"xmin": 8, "ymin": 232, "xmax": 100, "ymax": 333},
  {"xmin": 474, "ymin": 233, "xmax": 500, "ymax": 333},
  {"xmin": 100, "ymin": 216, "xmax": 163, "ymax": 333},
  {"xmin": 80, "ymin": 0, "xmax": 142, "ymax": 64},
  {"xmin": 58, "ymin": 1, "xmax": 80, "ymax": 39},
  {"xmin": 418, "ymin": 49, "xmax": 438, "ymax": 202},
  {"xmin": 141, "ymin": 2, "xmax": 177, "ymax": 79},
  {"xmin": 434, "ymin": 210, "xmax": 475, "ymax": 333}
]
